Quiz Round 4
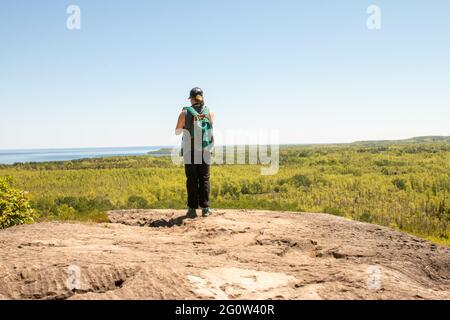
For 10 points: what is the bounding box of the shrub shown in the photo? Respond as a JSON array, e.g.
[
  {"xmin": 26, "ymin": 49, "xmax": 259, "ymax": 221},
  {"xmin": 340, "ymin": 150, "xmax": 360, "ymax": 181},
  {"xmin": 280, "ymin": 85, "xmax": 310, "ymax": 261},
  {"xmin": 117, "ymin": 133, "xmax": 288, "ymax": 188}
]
[
  {"xmin": 55, "ymin": 196, "xmax": 113, "ymax": 213},
  {"xmin": 56, "ymin": 204, "xmax": 77, "ymax": 220},
  {"xmin": 127, "ymin": 195, "xmax": 149, "ymax": 209},
  {"xmin": 324, "ymin": 207, "xmax": 345, "ymax": 217},
  {"xmin": 0, "ymin": 177, "xmax": 35, "ymax": 228},
  {"xmin": 392, "ymin": 178, "xmax": 407, "ymax": 190},
  {"xmin": 291, "ymin": 174, "xmax": 312, "ymax": 188},
  {"xmin": 221, "ymin": 181, "xmax": 241, "ymax": 197},
  {"xmin": 360, "ymin": 211, "xmax": 373, "ymax": 223}
]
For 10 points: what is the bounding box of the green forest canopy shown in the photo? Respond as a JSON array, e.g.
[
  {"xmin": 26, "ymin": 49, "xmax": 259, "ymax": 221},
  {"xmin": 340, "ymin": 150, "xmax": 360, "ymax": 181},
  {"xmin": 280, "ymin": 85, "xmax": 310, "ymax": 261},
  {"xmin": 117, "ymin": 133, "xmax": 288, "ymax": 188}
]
[{"xmin": 0, "ymin": 137, "xmax": 449, "ymax": 245}]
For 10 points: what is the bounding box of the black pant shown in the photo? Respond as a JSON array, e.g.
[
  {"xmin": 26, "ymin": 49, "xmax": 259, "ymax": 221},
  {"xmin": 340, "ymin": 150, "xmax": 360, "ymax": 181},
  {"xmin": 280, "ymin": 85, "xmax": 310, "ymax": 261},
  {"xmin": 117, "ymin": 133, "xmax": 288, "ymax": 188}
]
[{"xmin": 184, "ymin": 161, "xmax": 210, "ymax": 209}]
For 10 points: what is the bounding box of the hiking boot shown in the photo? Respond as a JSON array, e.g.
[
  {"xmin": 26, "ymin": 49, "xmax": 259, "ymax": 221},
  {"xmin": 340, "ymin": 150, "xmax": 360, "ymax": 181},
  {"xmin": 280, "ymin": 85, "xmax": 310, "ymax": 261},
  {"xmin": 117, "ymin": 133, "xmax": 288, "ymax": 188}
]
[
  {"xmin": 186, "ymin": 208, "xmax": 197, "ymax": 219},
  {"xmin": 202, "ymin": 208, "xmax": 213, "ymax": 217}
]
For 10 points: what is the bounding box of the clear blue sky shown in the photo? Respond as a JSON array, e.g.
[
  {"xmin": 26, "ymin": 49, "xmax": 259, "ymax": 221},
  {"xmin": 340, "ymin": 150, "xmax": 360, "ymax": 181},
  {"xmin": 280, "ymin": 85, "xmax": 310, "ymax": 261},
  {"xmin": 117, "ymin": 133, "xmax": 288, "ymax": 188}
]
[{"xmin": 1, "ymin": 0, "xmax": 449, "ymax": 149}]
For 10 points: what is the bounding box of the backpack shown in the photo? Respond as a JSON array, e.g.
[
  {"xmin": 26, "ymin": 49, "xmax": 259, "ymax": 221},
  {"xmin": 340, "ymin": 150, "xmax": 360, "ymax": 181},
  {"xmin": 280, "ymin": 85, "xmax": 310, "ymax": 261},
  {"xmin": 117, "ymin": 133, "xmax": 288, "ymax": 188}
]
[{"xmin": 182, "ymin": 106, "xmax": 214, "ymax": 153}]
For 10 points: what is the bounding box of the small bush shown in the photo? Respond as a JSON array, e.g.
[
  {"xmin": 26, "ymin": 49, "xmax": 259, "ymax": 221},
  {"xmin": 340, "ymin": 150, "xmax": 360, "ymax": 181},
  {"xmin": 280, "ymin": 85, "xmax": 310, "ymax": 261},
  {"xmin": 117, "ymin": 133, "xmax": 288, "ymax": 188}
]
[
  {"xmin": 392, "ymin": 178, "xmax": 407, "ymax": 190},
  {"xmin": 0, "ymin": 177, "xmax": 35, "ymax": 228},
  {"xmin": 56, "ymin": 196, "xmax": 113, "ymax": 213},
  {"xmin": 324, "ymin": 207, "xmax": 345, "ymax": 217},
  {"xmin": 360, "ymin": 211, "xmax": 373, "ymax": 223},
  {"xmin": 291, "ymin": 174, "xmax": 312, "ymax": 188},
  {"xmin": 56, "ymin": 204, "xmax": 77, "ymax": 220},
  {"xmin": 127, "ymin": 195, "xmax": 149, "ymax": 209}
]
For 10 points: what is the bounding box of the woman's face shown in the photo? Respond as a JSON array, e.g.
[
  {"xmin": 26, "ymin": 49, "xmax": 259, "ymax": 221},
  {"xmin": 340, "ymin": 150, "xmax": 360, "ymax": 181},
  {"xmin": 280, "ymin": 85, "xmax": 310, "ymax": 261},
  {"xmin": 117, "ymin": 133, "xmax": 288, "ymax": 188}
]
[{"xmin": 189, "ymin": 97, "xmax": 196, "ymax": 105}]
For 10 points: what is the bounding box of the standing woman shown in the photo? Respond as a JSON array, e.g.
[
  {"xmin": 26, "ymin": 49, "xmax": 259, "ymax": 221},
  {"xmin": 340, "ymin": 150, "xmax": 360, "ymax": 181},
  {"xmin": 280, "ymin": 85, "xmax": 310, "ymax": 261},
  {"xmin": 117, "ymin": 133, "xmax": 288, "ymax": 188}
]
[{"xmin": 175, "ymin": 87, "xmax": 214, "ymax": 218}]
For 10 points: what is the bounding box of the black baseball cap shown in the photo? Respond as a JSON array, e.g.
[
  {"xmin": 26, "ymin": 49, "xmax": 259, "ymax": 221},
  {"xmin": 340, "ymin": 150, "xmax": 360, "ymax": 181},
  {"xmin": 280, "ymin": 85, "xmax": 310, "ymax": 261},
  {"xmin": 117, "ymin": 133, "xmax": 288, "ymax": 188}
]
[{"xmin": 189, "ymin": 87, "xmax": 203, "ymax": 99}]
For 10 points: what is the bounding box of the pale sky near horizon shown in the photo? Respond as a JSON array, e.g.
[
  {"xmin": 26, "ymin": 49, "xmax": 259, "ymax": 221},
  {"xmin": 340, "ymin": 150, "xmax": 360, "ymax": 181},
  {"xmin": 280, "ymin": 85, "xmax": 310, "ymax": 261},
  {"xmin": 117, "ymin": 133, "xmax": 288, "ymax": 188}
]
[{"xmin": 1, "ymin": 0, "xmax": 449, "ymax": 149}]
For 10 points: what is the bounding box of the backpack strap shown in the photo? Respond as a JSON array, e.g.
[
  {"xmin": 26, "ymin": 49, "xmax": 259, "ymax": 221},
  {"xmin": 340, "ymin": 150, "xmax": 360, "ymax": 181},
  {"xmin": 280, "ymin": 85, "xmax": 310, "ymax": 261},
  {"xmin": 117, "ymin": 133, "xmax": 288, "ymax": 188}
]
[
  {"xmin": 184, "ymin": 106, "xmax": 210, "ymax": 122},
  {"xmin": 183, "ymin": 106, "xmax": 199, "ymax": 117}
]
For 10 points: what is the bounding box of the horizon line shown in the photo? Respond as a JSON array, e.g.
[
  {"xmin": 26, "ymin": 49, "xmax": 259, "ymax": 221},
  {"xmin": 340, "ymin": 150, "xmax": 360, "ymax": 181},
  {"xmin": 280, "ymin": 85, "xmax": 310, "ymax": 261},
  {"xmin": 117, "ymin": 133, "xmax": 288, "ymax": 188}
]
[{"xmin": 0, "ymin": 135, "xmax": 448, "ymax": 152}]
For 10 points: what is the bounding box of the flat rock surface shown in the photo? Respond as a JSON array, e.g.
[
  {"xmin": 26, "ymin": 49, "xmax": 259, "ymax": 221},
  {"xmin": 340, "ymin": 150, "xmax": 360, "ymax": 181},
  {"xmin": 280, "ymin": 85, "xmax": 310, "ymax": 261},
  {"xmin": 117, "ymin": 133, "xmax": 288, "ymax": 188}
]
[{"xmin": 0, "ymin": 209, "xmax": 449, "ymax": 300}]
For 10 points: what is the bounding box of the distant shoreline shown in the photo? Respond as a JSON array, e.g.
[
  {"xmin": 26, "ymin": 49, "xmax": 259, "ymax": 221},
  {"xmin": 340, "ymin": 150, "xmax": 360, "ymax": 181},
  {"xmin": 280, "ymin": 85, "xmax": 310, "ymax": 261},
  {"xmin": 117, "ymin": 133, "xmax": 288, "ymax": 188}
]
[
  {"xmin": 1, "ymin": 135, "xmax": 449, "ymax": 153},
  {"xmin": 0, "ymin": 146, "xmax": 166, "ymax": 165},
  {"xmin": 1, "ymin": 136, "xmax": 448, "ymax": 165}
]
